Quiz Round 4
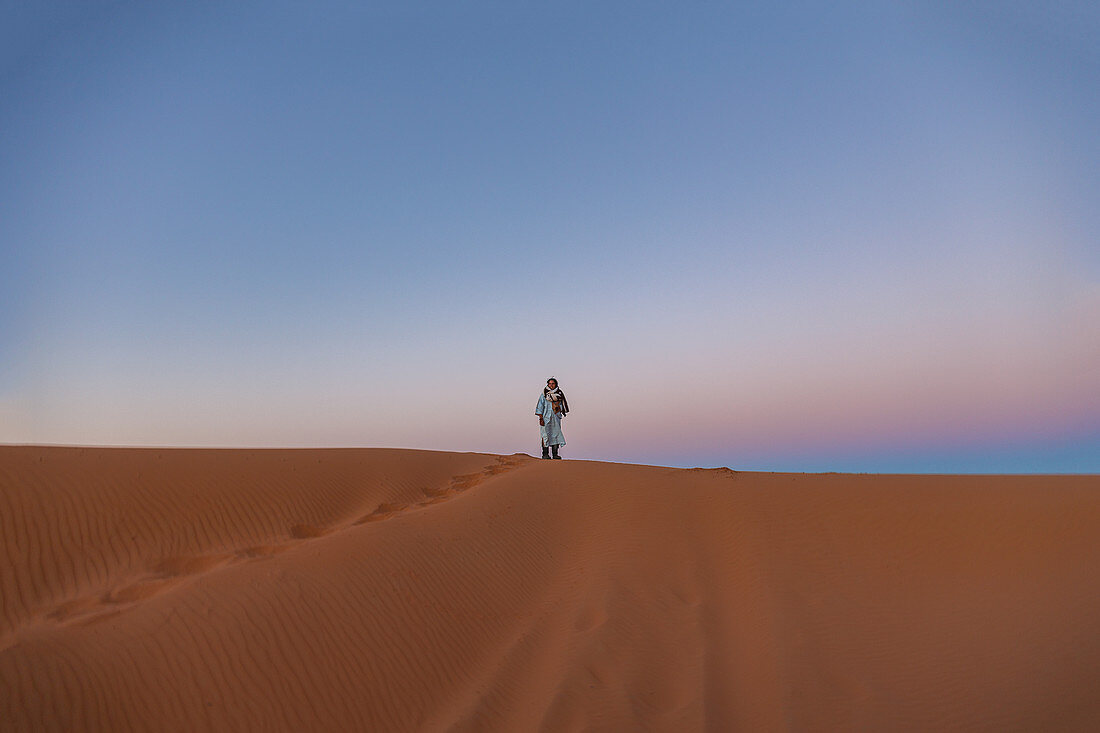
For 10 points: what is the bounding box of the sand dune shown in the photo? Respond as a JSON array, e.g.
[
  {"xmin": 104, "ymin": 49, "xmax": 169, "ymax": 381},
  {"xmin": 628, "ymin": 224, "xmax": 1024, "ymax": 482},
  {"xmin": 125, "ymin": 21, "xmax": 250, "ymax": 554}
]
[{"xmin": 1, "ymin": 446, "xmax": 1098, "ymax": 731}]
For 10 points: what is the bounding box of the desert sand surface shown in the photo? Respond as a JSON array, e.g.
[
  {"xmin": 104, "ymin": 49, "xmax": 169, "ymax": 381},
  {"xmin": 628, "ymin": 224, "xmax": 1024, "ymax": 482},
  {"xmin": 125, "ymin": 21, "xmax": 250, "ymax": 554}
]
[{"xmin": 1, "ymin": 446, "xmax": 1098, "ymax": 731}]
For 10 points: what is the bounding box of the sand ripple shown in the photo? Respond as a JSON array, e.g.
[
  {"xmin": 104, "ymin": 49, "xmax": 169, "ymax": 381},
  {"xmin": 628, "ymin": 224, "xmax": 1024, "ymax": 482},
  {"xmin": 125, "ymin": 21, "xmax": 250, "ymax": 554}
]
[{"xmin": 2, "ymin": 447, "xmax": 1098, "ymax": 730}]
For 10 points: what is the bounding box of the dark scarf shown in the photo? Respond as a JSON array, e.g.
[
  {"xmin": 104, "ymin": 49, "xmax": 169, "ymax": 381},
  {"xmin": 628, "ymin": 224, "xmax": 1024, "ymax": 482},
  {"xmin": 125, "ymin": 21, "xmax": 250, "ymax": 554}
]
[{"xmin": 543, "ymin": 386, "xmax": 569, "ymax": 416}]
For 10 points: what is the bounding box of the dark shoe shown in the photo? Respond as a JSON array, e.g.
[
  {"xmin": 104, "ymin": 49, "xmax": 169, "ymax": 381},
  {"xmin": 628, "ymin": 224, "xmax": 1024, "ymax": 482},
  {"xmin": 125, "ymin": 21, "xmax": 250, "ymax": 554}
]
[
  {"xmin": 541, "ymin": 448, "xmax": 550, "ymax": 459},
  {"xmin": 551, "ymin": 446, "xmax": 561, "ymax": 459}
]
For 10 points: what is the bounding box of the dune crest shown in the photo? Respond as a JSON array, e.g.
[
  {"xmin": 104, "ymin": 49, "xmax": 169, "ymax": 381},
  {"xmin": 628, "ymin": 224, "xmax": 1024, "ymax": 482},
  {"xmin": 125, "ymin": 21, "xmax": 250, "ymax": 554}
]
[{"xmin": 2, "ymin": 446, "xmax": 1098, "ymax": 730}]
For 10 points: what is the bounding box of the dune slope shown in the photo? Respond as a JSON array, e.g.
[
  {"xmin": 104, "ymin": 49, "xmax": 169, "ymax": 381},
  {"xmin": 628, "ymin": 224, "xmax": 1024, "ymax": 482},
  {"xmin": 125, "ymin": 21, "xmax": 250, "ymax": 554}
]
[{"xmin": 2, "ymin": 446, "xmax": 1099, "ymax": 731}]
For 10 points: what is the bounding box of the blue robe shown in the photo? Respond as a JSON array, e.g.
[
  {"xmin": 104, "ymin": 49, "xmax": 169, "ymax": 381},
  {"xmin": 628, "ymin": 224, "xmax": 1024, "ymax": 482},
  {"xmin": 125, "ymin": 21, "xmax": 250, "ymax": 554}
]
[{"xmin": 535, "ymin": 394, "xmax": 566, "ymax": 448}]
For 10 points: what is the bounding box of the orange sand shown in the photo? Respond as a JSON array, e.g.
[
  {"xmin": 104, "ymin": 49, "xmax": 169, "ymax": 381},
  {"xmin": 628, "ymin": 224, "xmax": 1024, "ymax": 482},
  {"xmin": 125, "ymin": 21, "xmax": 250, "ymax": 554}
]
[{"xmin": 1, "ymin": 446, "xmax": 1098, "ymax": 730}]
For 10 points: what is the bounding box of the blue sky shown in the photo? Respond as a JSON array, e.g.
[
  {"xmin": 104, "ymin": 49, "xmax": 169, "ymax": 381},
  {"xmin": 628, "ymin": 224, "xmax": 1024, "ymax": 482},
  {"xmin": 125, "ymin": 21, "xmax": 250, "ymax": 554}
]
[{"xmin": 2, "ymin": 2, "xmax": 1098, "ymax": 472}]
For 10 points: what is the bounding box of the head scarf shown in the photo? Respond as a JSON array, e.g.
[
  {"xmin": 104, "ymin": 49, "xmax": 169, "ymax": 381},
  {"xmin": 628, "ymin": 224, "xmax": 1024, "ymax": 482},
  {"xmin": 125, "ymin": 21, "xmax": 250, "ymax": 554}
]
[{"xmin": 543, "ymin": 378, "xmax": 569, "ymax": 416}]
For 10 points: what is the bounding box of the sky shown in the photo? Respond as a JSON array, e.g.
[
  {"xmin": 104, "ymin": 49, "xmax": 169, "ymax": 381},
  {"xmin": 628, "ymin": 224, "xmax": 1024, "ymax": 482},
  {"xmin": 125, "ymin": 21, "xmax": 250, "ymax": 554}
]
[{"xmin": 2, "ymin": 1, "xmax": 1098, "ymax": 472}]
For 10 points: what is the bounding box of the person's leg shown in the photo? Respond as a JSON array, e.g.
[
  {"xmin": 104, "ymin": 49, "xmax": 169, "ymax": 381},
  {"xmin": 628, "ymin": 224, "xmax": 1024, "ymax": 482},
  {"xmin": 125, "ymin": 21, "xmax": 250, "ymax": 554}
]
[
  {"xmin": 551, "ymin": 444, "xmax": 561, "ymax": 459},
  {"xmin": 542, "ymin": 443, "xmax": 550, "ymax": 459}
]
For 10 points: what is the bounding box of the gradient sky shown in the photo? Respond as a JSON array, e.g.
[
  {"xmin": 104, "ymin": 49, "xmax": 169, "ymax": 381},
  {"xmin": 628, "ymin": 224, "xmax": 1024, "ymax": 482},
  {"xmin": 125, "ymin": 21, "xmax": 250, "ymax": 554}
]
[{"xmin": 2, "ymin": 1, "xmax": 1098, "ymax": 472}]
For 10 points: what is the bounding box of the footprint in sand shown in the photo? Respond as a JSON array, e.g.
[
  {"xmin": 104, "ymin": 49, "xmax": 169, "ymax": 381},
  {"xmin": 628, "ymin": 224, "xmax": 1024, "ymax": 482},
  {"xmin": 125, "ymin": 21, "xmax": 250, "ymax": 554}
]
[
  {"xmin": 45, "ymin": 553, "xmax": 234, "ymax": 626},
  {"xmin": 235, "ymin": 544, "xmax": 292, "ymax": 560},
  {"xmin": 351, "ymin": 455, "xmax": 531, "ymax": 525},
  {"xmin": 289, "ymin": 524, "xmax": 332, "ymax": 539}
]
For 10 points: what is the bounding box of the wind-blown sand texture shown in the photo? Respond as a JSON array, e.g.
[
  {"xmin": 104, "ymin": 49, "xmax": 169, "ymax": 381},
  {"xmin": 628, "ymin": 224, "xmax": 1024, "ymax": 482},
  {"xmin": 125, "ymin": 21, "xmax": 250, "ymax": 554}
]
[{"xmin": 1, "ymin": 446, "xmax": 1098, "ymax": 731}]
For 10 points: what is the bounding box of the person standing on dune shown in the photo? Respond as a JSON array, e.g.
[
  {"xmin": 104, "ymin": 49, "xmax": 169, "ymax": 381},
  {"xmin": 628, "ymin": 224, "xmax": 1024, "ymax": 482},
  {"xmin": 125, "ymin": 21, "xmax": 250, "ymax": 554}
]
[{"xmin": 536, "ymin": 377, "xmax": 568, "ymax": 459}]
